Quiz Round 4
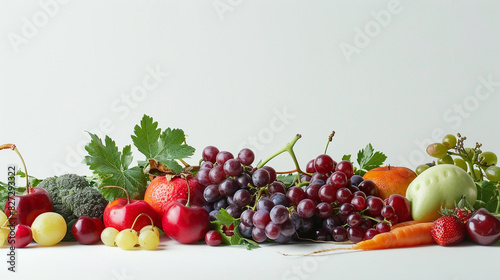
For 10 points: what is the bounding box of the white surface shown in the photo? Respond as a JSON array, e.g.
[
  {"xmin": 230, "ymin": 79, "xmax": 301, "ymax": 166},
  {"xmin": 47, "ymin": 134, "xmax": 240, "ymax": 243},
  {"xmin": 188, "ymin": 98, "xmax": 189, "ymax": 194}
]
[
  {"xmin": 1, "ymin": 237, "xmax": 498, "ymax": 280},
  {"xmin": 1, "ymin": 1, "xmax": 499, "ymax": 279}
]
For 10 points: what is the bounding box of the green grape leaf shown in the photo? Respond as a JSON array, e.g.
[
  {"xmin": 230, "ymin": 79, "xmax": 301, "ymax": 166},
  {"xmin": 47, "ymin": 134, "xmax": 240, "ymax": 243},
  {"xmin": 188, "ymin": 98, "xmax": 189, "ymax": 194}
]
[
  {"xmin": 211, "ymin": 208, "xmax": 259, "ymax": 250},
  {"xmin": 84, "ymin": 132, "xmax": 148, "ymax": 201},
  {"xmin": 131, "ymin": 115, "xmax": 195, "ymax": 173},
  {"xmin": 277, "ymin": 174, "xmax": 296, "ymax": 187}
]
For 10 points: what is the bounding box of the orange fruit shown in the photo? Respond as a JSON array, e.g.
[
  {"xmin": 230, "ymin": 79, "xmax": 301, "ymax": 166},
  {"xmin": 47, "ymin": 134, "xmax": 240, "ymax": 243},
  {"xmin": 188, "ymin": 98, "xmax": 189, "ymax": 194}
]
[
  {"xmin": 362, "ymin": 166, "xmax": 417, "ymax": 199},
  {"xmin": 144, "ymin": 176, "xmax": 206, "ymax": 216}
]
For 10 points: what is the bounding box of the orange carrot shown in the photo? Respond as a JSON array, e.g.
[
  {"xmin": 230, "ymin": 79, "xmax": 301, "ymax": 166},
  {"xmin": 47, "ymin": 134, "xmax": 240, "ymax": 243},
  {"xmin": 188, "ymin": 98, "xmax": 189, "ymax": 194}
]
[
  {"xmin": 390, "ymin": 220, "xmax": 418, "ymax": 229},
  {"xmin": 353, "ymin": 222, "xmax": 434, "ymax": 250}
]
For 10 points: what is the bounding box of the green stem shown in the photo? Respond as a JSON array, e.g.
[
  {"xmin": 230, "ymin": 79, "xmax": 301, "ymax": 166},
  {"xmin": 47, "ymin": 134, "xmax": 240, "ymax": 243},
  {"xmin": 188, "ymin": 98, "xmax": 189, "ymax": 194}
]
[{"xmin": 256, "ymin": 134, "xmax": 308, "ymax": 180}]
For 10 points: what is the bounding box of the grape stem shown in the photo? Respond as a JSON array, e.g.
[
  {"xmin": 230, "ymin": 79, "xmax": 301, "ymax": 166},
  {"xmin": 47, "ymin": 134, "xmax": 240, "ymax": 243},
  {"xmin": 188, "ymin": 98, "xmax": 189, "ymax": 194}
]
[{"xmin": 256, "ymin": 134, "xmax": 308, "ymax": 183}]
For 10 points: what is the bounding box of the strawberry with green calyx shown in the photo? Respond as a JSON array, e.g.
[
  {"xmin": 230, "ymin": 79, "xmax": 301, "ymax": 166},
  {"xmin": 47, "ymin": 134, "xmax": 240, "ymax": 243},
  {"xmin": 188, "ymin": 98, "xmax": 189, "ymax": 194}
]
[{"xmin": 431, "ymin": 215, "xmax": 466, "ymax": 246}]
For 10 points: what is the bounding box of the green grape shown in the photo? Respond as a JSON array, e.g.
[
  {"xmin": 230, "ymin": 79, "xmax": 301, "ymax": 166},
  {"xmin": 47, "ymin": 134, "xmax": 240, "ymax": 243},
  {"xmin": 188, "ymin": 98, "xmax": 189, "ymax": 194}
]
[
  {"xmin": 140, "ymin": 225, "xmax": 160, "ymax": 237},
  {"xmin": 478, "ymin": 151, "xmax": 498, "ymax": 166},
  {"xmin": 442, "ymin": 134, "xmax": 457, "ymax": 149},
  {"xmin": 463, "ymin": 147, "xmax": 475, "ymax": 160},
  {"xmin": 101, "ymin": 227, "xmax": 119, "ymax": 247},
  {"xmin": 31, "ymin": 212, "xmax": 67, "ymax": 246},
  {"xmin": 138, "ymin": 230, "xmax": 160, "ymax": 250},
  {"xmin": 115, "ymin": 229, "xmax": 138, "ymax": 250},
  {"xmin": 415, "ymin": 164, "xmax": 430, "ymax": 175},
  {"xmin": 426, "ymin": 143, "xmax": 448, "ymax": 158},
  {"xmin": 453, "ymin": 158, "xmax": 468, "ymax": 171},
  {"xmin": 485, "ymin": 166, "xmax": 500, "ymax": 181},
  {"xmin": 471, "ymin": 169, "xmax": 482, "ymax": 180},
  {"xmin": 438, "ymin": 155, "xmax": 454, "ymax": 165}
]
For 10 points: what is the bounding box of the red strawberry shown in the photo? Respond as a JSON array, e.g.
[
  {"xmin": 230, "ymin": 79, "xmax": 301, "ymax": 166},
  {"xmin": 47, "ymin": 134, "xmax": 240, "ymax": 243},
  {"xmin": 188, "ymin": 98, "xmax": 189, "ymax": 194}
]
[
  {"xmin": 431, "ymin": 215, "xmax": 466, "ymax": 246},
  {"xmin": 455, "ymin": 208, "xmax": 472, "ymax": 223},
  {"xmin": 144, "ymin": 176, "xmax": 206, "ymax": 216}
]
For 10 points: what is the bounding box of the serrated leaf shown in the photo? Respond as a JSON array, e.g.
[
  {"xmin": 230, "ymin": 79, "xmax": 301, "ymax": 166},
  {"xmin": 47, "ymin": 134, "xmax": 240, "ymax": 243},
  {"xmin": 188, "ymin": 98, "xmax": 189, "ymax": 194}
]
[
  {"xmin": 277, "ymin": 174, "xmax": 296, "ymax": 187},
  {"xmin": 210, "ymin": 208, "xmax": 259, "ymax": 249},
  {"xmin": 342, "ymin": 154, "xmax": 352, "ymax": 161},
  {"xmin": 357, "ymin": 143, "xmax": 387, "ymax": 171},
  {"xmin": 131, "ymin": 115, "xmax": 162, "ymax": 159},
  {"xmin": 84, "ymin": 132, "xmax": 148, "ymax": 201},
  {"xmin": 132, "ymin": 115, "xmax": 195, "ymax": 174}
]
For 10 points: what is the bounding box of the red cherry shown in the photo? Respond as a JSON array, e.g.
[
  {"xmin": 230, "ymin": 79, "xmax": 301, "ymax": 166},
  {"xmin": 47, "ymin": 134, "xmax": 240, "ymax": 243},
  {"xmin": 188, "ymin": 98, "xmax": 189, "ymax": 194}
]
[
  {"xmin": 5, "ymin": 187, "xmax": 53, "ymax": 227},
  {"xmin": 102, "ymin": 186, "xmax": 160, "ymax": 232},
  {"xmin": 72, "ymin": 216, "xmax": 105, "ymax": 245},
  {"xmin": 466, "ymin": 208, "xmax": 500, "ymax": 245},
  {"xmin": 8, "ymin": 224, "xmax": 32, "ymax": 248},
  {"xmin": 205, "ymin": 230, "xmax": 223, "ymax": 246},
  {"xmin": 162, "ymin": 199, "xmax": 210, "ymax": 244}
]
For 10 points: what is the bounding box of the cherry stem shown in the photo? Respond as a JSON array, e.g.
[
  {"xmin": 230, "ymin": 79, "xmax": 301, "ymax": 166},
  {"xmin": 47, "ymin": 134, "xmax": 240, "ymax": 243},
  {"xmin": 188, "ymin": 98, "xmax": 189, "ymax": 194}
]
[
  {"xmin": 130, "ymin": 213, "xmax": 154, "ymax": 230},
  {"xmin": 0, "ymin": 144, "xmax": 30, "ymax": 193},
  {"xmin": 184, "ymin": 178, "xmax": 191, "ymax": 207},
  {"xmin": 101, "ymin": 186, "xmax": 130, "ymax": 204}
]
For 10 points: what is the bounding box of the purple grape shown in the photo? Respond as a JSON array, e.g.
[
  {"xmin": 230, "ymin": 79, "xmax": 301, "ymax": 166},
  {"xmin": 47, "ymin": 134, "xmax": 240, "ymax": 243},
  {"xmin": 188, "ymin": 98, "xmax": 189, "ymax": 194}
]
[
  {"xmin": 233, "ymin": 189, "xmax": 252, "ymax": 207},
  {"xmin": 202, "ymin": 146, "xmax": 219, "ymax": 163},
  {"xmin": 315, "ymin": 202, "xmax": 333, "ymax": 218},
  {"xmin": 223, "ymin": 159, "xmax": 243, "ymax": 177},
  {"xmin": 270, "ymin": 205, "xmax": 289, "ymax": 225},
  {"xmin": 265, "ymin": 222, "xmax": 282, "ymax": 240},
  {"xmin": 216, "ymin": 151, "xmax": 234, "ymax": 165},
  {"xmin": 268, "ymin": 181, "xmax": 286, "ymax": 194},
  {"xmin": 209, "ymin": 165, "xmax": 226, "ymax": 184},
  {"xmin": 332, "ymin": 226, "xmax": 348, "ymax": 242},
  {"xmin": 252, "ymin": 227, "xmax": 267, "ymax": 243},
  {"xmin": 197, "ymin": 168, "xmax": 212, "ymax": 186},
  {"xmin": 236, "ymin": 173, "xmax": 252, "ymax": 188},
  {"xmin": 257, "ymin": 197, "xmax": 275, "ymax": 212},
  {"xmin": 237, "ymin": 148, "xmax": 255, "ymax": 166},
  {"xmin": 218, "ymin": 178, "xmax": 239, "ymax": 197},
  {"xmin": 240, "ymin": 209, "xmax": 255, "ymax": 226},
  {"xmin": 203, "ymin": 184, "xmax": 221, "ymax": 203},
  {"xmin": 270, "ymin": 193, "xmax": 288, "ymax": 207},
  {"xmin": 252, "ymin": 210, "xmax": 271, "ymax": 229},
  {"xmin": 238, "ymin": 223, "xmax": 253, "ymax": 238},
  {"xmin": 261, "ymin": 166, "xmax": 277, "ymax": 182},
  {"xmin": 252, "ymin": 169, "xmax": 271, "ymax": 188},
  {"xmin": 297, "ymin": 199, "xmax": 316, "ymax": 219}
]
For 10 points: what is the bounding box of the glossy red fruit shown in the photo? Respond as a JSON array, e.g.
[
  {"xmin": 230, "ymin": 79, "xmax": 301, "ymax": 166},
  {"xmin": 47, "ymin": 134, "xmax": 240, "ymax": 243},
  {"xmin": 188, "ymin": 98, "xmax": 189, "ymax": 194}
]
[
  {"xmin": 162, "ymin": 199, "xmax": 210, "ymax": 244},
  {"xmin": 431, "ymin": 215, "xmax": 465, "ymax": 246},
  {"xmin": 5, "ymin": 187, "xmax": 53, "ymax": 227},
  {"xmin": 384, "ymin": 194, "xmax": 412, "ymax": 222},
  {"xmin": 466, "ymin": 208, "xmax": 500, "ymax": 246},
  {"xmin": 205, "ymin": 230, "xmax": 223, "ymax": 246},
  {"xmin": 72, "ymin": 216, "xmax": 105, "ymax": 245},
  {"xmin": 8, "ymin": 224, "xmax": 32, "ymax": 248},
  {"xmin": 103, "ymin": 198, "xmax": 160, "ymax": 232}
]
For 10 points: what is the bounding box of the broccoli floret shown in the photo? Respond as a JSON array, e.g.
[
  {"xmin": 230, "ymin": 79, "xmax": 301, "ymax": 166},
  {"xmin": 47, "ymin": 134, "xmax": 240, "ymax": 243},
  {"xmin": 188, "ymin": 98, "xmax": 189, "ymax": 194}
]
[
  {"xmin": 37, "ymin": 174, "xmax": 108, "ymax": 241},
  {"xmin": 63, "ymin": 187, "xmax": 108, "ymax": 220}
]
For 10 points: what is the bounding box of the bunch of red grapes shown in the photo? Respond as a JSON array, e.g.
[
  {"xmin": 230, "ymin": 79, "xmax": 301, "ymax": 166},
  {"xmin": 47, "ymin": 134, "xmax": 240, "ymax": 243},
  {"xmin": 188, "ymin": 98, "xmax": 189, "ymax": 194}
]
[{"xmin": 197, "ymin": 146, "xmax": 407, "ymax": 244}]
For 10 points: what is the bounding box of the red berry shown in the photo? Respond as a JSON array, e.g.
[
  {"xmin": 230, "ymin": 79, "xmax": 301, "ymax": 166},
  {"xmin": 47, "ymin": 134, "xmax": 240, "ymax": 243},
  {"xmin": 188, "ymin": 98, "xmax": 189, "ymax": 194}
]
[
  {"xmin": 205, "ymin": 230, "xmax": 223, "ymax": 246},
  {"xmin": 431, "ymin": 215, "xmax": 466, "ymax": 246}
]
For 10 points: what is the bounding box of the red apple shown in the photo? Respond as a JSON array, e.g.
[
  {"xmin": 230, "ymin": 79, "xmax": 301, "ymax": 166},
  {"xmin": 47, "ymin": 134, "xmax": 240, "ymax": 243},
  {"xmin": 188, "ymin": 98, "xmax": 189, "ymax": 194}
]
[
  {"xmin": 162, "ymin": 199, "xmax": 210, "ymax": 244},
  {"xmin": 72, "ymin": 216, "xmax": 105, "ymax": 245}
]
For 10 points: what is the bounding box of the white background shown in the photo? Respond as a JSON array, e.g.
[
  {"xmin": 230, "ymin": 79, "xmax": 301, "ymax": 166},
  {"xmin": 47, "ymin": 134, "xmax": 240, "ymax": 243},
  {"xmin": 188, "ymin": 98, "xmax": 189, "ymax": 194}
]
[{"xmin": 1, "ymin": 1, "xmax": 499, "ymax": 280}]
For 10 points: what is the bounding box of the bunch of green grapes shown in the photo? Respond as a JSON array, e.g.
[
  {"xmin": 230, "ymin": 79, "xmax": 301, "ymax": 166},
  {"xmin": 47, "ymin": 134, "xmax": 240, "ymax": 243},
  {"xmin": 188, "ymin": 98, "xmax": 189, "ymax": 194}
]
[{"xmin": 417, "ymin": 133, "xmax": 500, "ymax": 182}]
